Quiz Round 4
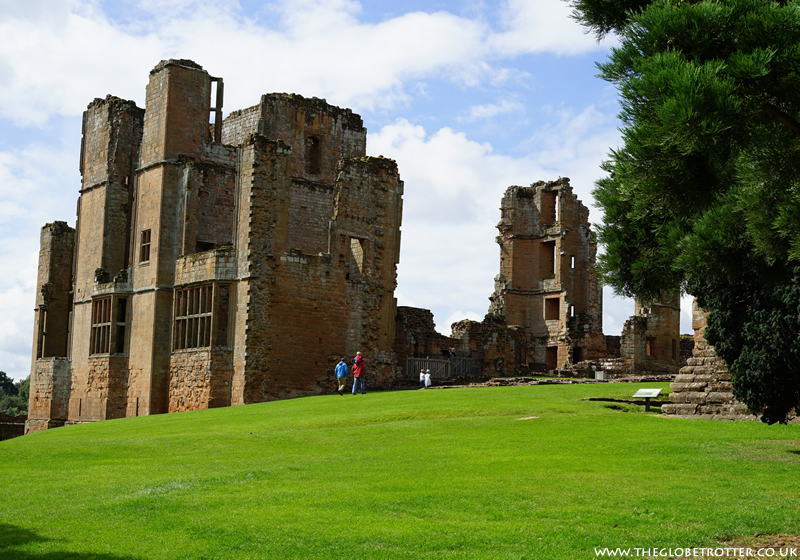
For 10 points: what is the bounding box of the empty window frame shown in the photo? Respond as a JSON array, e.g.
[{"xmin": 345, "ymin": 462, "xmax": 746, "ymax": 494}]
[
  {"xmin": 541, "ymin": 191, "xmax": 557, "ymax": 224},
  {"xmin": 140, "ymin": 229, "xmax": 151, "ymax": 263},
  {"xmin": 173, "ymin": 285, "xmax": 213, "ymax": 350},
  {"xmin": 646, "ymin": 337, "xmax": 656, "ymax": 357},
  {"xmin": 545, "ymin": 297, "xmax": 560, "ymax": 320},
  {"xmin": 541, "ymin": 240, "xmax": 556, "ymax": 279},
  {"xmin": 347, "ymin": 237, "xmax": 366, "ymax": 281},
  {"xmin": 305, "ymin": 136, "xmax": 321, "ymax": 175},
  {"xmin": 35, "ymin": 309, "xmax": 46, "ymax": 359}
]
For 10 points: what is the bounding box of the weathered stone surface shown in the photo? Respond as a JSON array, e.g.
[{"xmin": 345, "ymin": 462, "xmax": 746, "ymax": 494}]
[
  {"xmin": 487, "ymin": 179, "xmax": 604, "ymax": 373},
  {"xmin": 28, "ymin": 60, "xmax": 404, "ymax": 430},
  {"xmin": 661, "ymin": 299, "xmax": 762, "ymax": 421}
]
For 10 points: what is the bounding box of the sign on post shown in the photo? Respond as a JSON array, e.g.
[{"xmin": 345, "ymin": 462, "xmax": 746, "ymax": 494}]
[{"xmin": 632, "ymin": 388, "xmax": 663, "ymax": 412}]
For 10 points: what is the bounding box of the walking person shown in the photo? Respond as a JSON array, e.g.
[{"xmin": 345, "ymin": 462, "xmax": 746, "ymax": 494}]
[
  {"xmin": 352, "ymin": 351, "xmax": 365, "ymax": 394},
  {"xmin": 335, "ymin": 358, "xmax": 348, "ymax": 396}
]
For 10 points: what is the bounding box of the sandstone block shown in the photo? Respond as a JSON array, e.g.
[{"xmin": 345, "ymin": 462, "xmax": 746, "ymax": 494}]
[
  {"xmin": 674, "ymin": 373, "xmax": 696, "ymax": 383},
  {"xmin": 670, "ymin": 382, "xmax": 689, "ymax": 391},
  {"xmin": 708, "ymin": 382, "xmax": 732, "ymax": 392},
  {"xmin": 675, "ymin": 403, "xmax": 698, "ymax": 414},
  {"xmin": 669, "ymin": 392, "xmax": 688, "ymax": 403},
  {"xmin": 706, "ymin": 392, "xmax": 734, "ymax": 404},
  {"xmin": 686, "ymin": 358, "xmax": 702, "ymax": 367},
  {"xmin": 695, "ymin": 349, "xmax": 717, "ymax": 358},
  {"xmin": 661, "ymin": 403, "xmax": 677, "ymax": 415},
  {"xmin": 687, "ymin": 391, "xmax": 708, "ymax": 404}
]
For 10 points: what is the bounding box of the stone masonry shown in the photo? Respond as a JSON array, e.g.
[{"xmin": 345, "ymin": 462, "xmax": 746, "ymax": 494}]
[
  {"xmin": 661, "ymin": 299, "xmax": 754, "ymax": 420},
  {"xmin": 395, "ymin": 179, "xmax": 682, "ymax": 382},
  {"xmin": 487, "ymin": 179, "xmax": 605, "ymax": 370},
  {"xmin": 27, "ymin": 59, "xmax": 403, "ymax": 432}
]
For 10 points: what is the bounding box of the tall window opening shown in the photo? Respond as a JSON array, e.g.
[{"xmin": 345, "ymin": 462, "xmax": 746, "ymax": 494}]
[
  {"xmin": 36, "ymin": 309, "xmax": 46, "ymax": 359},
  {"xmin": 115, "ymin": 299, "xmax": 127, "ymax": 354},
  {"xmin": 140, "ymin": 229, "xmax": 151, "ymax": 263},
  {"xmin": 573, "ymin": 347, "xmax": 583, "ymax": 363},
  {"xmin": 90, "ymin": 297, "xmax": 113, "ymax": 355},
  {"xmin": 646, "ymin": 337, "xmax": 656, "ymax": 357},
  {"xmin": 541, "ymin": 240, "xmax": 556, "ymax": 279},
  {"xmin": 305, "ymin": 136, "xmax": 321, "ymax": 175},
  {"xmin": 347, "ymin": 237, "xmax": 366, "ymax": 281},
  {"xmin": 216, "ymin": 285, "xmax": 230, "ymax": 347},
  {"xmin": 173, "ymin": 285, "xmax": 213, "ymax": 350},
  {"xmin": 541, "ymin": 191, "xmax": 557, "ymax": 223}
]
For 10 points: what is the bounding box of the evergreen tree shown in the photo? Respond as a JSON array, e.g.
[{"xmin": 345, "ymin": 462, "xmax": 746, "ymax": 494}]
[{"xmin": 571, "ymin": 0, "xmax": 800, "ymax": 422}]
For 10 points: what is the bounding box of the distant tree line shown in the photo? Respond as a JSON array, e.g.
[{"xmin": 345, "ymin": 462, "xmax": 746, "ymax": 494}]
[{"xmin": 0, "ymin": 371, "xmax": 29, "ymax": 416}]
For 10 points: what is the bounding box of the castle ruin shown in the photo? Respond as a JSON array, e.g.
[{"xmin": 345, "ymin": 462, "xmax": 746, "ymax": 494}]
[
  {"xmin": 26, "ymin": 60, "xmax": 403, "ymax": 432},
  {"xmin": 395, "ymin": 178, "xmax": 683, "ymax": 379}
]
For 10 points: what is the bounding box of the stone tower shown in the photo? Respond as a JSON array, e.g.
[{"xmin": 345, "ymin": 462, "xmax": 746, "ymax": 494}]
[
  {"xmin": 488, "ymin": 178, "xmax": 604, "ymax": 371},
  {"xmin": 27, "ymin": 59, "xmax": 404, "ymax": 432}
]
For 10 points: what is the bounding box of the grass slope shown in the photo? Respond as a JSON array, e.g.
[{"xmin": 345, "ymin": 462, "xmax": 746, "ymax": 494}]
[{"xmin": 1, "ymin": 383, "xmax": 799, "ymax": 559}]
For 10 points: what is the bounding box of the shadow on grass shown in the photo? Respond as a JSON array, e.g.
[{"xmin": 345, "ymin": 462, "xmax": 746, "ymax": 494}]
[{"xmin": 0, "ymin": 524, "xmax": 142, "ymax": 560}]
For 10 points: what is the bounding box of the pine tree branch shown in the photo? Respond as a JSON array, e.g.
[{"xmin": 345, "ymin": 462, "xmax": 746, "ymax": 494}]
[{"xmin": 764, "ymin": 103, "xmax": 800, "ymax": 139}]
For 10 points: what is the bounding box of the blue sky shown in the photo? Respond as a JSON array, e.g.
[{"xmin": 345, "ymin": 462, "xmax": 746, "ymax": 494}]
[{"xmin": 0, "ymin": 0, "xmax": 694, "ymax": 381}]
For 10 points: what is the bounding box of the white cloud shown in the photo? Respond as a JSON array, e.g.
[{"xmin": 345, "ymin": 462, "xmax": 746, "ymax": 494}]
[
  {"xmin": 0, "ymin": 0, "xmax": 608, "ymax": 127},
  {"xmin": 488, "ymin": 0, "xmax": 608, "ymax": 56},
  {"xmin": 369, "ymin": 110, "xmax": 631, "ymax": 337},
  {"xmin": 0, "ymin": 136, "xmax": 79, "ymax": 380},
  {"xmin": 461, "ymin": 99, "xmax": 525, "ymax": 122},
  {"xmin": 0, "ymin": 0, "xmax": 624, "ymax": 379}
]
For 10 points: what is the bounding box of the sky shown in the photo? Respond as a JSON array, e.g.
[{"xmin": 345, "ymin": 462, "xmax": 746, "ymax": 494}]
[{"xmin": 0, "ymin": 0, "xmax": 695, "ymax": 381}]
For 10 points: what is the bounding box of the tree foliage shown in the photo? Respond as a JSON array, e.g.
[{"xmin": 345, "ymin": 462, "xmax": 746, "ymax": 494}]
[
  {"xmin": 0, "ymin": 372, "xmax": 28, "ymax": 417},
  {"xmin": 571, "ymin": 0, "xmax": 800, "ymax": 422}
]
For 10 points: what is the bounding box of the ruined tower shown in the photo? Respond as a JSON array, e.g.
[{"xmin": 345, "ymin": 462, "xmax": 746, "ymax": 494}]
[
  {"xmin": 487, "ymin": 178, "xmax": 604, "ymax": 371},
  {"xmin": 27, "ymin": 60, "xmax": 403, "ymax": 432}
]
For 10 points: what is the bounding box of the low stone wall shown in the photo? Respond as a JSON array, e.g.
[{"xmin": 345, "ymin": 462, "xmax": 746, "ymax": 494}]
[{"xmin": 0, "ymin": 413, "xmax": 28, "ymax": 441}]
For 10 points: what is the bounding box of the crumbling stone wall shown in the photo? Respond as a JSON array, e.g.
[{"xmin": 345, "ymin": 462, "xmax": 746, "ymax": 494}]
[
  {"xmin": 25, "ymin": 358, "xmax": 70, "ymax": 433},
  {"xmin": 30, "ymin": 222, "xmax": 75, "ymax": 364},
  {"xmin": 488, "ymin": 178, "xmax": 604, "ymax": 371},
  {"xmin": 451, "ymin": 318, "xmax": 528, "ymax": 377},
  {"xmin": 394, "ymin": 307, "xmax": 458, "ymax": 366},
  {"xmin": 29, "ymin": 59, "xmax": 404, "ymax": 431},
  {"xmin": 661, "ymin": 299, "xmax": 753, "ymax": 420}
]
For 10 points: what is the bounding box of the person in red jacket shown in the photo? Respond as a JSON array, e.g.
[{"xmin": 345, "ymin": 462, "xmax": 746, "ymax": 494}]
[{"xmin": 352, "ymin": 351, "xmax": 365, "ymax": 395}]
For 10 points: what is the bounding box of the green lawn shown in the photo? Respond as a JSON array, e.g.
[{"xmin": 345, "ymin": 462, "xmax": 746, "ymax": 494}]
[{"xmin": 1, "ymin": 383, "xmax": 798, "ymax": 559}]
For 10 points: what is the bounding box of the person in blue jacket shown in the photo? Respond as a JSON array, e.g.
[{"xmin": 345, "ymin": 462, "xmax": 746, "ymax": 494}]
[{"xmin": 335, "ymin": 358, "xmax": 348, "ymax": 396}]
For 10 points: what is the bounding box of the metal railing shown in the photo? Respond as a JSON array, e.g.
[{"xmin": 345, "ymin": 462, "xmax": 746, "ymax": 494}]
[{"xmin": 406, "ymin": 356, "xmax": 482, "ymax": 379}]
